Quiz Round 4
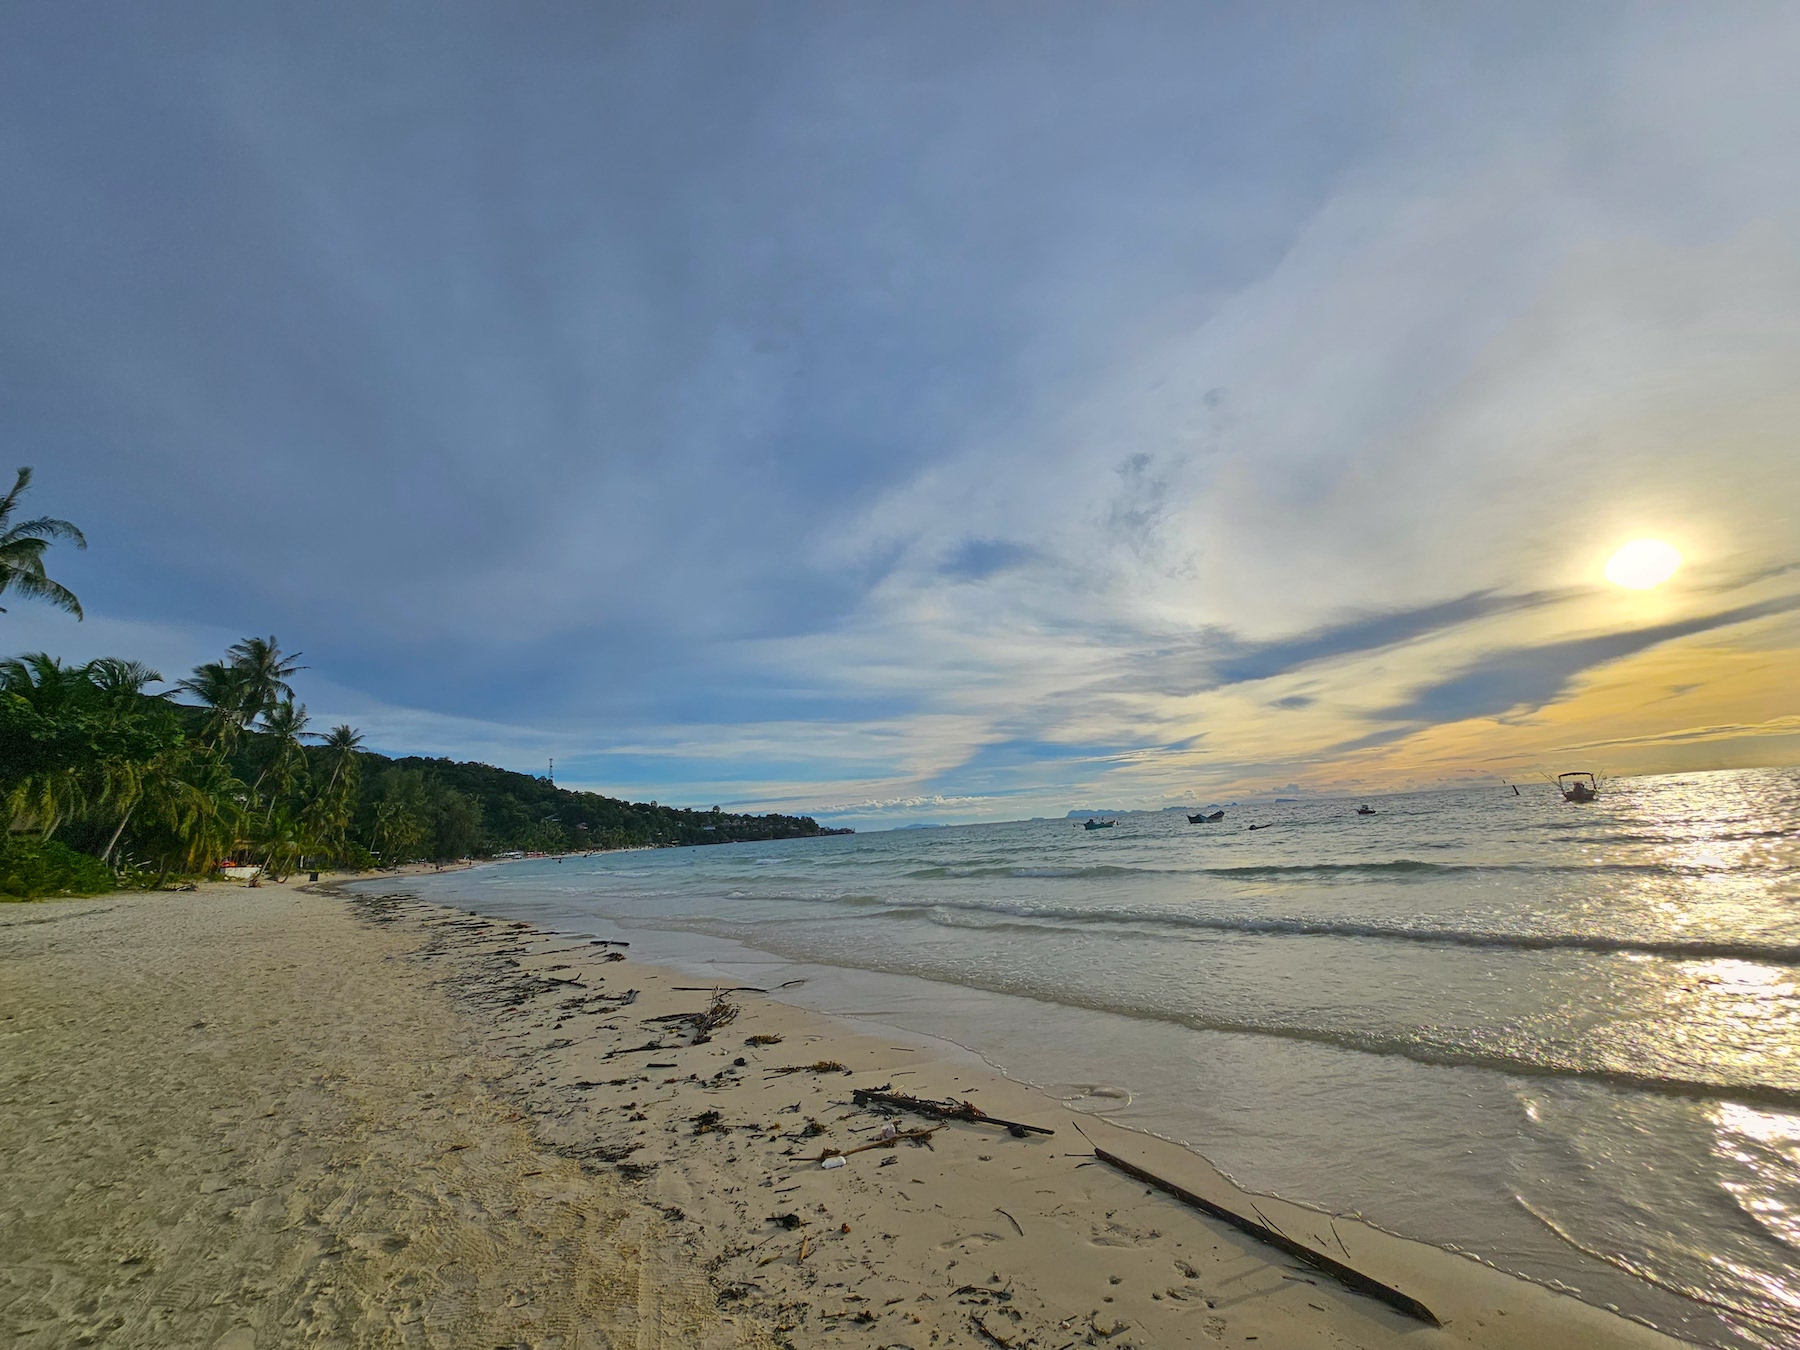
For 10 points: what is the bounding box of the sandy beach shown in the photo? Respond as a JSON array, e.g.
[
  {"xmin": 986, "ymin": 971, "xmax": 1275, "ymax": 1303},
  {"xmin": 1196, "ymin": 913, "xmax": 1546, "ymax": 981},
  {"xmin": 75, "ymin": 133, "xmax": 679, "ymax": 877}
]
[{"xmin": 2, "ymin": 878, "xmax": 1685, "ymax": 1349}]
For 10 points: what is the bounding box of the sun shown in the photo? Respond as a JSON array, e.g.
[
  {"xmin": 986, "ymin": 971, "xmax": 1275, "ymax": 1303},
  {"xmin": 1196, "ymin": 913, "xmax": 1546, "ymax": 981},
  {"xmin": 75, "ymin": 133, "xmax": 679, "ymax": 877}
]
[{"xmin": 1604, "ymin": 539, "xmax": 1682, "ymax": 590}]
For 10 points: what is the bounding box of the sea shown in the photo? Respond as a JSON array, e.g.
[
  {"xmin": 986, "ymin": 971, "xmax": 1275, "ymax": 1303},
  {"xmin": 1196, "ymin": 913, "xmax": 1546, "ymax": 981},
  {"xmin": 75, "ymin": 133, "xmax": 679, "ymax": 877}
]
[{"xmin": 375, "ymin": 766, "xmax": 1800, "ymax": 1348}]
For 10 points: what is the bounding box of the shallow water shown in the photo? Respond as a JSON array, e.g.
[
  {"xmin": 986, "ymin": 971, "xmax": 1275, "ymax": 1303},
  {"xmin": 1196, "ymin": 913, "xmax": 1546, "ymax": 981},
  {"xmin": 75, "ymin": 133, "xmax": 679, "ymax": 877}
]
[{"xmin": 382, "ymin": 766, "xmax": 1800, "ymax": 1347}]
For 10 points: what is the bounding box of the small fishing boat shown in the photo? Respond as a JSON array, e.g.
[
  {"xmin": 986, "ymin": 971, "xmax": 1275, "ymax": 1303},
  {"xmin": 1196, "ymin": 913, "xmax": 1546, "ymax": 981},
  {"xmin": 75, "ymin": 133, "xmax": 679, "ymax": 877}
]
[
  {"xmin": 1083, "ymin": 818, "xmax": 1116, "ymax": 831},
  {"xmin": 1558, "ymin": 771, "xmax": 1600, "ymax": 803},
  {"xmin": 1356, "ymin": 804, "xmax": 1376, "ymax": 815},
  {"xmin": 1187, "ymin": 810, "xmax": 1225, "ymax": 823}
]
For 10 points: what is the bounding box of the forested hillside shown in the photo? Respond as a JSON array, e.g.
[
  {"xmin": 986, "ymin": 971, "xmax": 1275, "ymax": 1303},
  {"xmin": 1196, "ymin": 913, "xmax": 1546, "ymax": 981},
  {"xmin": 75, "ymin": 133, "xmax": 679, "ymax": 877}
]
[
  {"xmin": 1, "ymin": 636, "xmax": 845, "ymax": 896},
  {"xmin": 358, "ymin": 752, "xmax": 838, "ymax": 855}
]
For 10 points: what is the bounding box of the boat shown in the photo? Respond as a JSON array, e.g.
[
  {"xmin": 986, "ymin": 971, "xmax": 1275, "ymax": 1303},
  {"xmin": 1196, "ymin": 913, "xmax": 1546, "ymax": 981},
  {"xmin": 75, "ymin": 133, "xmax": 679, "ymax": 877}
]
[
  {"xmin": 1083, "ymin": 818, "xmax": 1116, "ymax": 831},
  {"xmin": 1558, "ymin": 771, "xmax": 1600, "ymax": 803},
  {"xmin": 1356, "ymin": 804, "xmax": 1376, "ymax": 816},
  {"xmin": 1187, "ymin": 810, "xmax": 1225, "ymax": 823}
]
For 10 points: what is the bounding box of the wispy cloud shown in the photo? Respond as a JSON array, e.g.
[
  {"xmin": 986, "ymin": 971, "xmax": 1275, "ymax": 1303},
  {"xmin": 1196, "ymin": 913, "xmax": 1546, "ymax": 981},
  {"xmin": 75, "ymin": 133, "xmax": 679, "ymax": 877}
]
[
  {"xmin": 1377, "ymin": 597, "xmax": 1800, "ymax": 725},
  {"xmin": 1553, "ymin": 716, "xmax": 1800, "ymax": 754}
]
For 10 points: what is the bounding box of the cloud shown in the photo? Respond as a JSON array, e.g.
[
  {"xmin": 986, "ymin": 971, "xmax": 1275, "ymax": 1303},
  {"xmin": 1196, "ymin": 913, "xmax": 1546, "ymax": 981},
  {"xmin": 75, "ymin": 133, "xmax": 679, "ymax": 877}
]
[
  {"xmin": 940, "ymin": 540, "xmax": 1037, "ymax": 582},
  {"xmin": 1378, "ymin": 597, "xmax": 1800, "ymax": 725},
  {"xmin": 3, "ymin": 6, "xmax": 1798, "ymax": 816},
  {"xmin": 1203, "ymin": 591, "xmax": 1561, "ymax": 688},
  {"xmin": 1553, "ymin": 715, "xmax": 1800, "ymax": 754}
]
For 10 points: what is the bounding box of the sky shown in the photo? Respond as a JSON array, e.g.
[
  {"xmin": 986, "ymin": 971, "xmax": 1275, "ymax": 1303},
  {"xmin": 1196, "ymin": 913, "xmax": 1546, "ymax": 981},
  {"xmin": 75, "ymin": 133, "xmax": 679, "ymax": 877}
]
[{"xmin": 4, "ymin": 3, "xmax": 1798, "ymax": 826}]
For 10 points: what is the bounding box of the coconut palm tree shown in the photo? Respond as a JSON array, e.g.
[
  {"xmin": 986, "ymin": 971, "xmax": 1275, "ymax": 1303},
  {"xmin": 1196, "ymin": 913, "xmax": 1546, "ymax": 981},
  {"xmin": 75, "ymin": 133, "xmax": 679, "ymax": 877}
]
[
  {"xmin": 87, "ymin": 658, "xmax": 168, "ymax": 702},
  {"xmin": 252, "ymin": 696, "xmax": 314, "ymax": 802},
  {"xmin": 255, "ymin": 799, "xmax": 313, "ymax": 880},
  {"xmin": 1, "ymin": 653, "xmax": 185, "ymax": 861},
  {"xmin": 0, "ymin": 651, "xmax": 91, "ymax": 709},
  {"xmin": 224, "ymin": 636, "xmax": 304, "ymax": 723},
  {"xmin": 0, "ymin": 653, "xmax": 96, "ymax": 835},
  {"xmin": 140, "ymin": 748, "xmax": 247, "ymax": 877},
  {"xmin": 0, "ymin": 467, "xmax": 86, "ymax": 617},
  {"xmin": 176, "ymin": 660, "xmax": 251, "ymax": 748},
  {"xmin": 321, "ymin": 724, "xmax": 364, "ymax": 793}
]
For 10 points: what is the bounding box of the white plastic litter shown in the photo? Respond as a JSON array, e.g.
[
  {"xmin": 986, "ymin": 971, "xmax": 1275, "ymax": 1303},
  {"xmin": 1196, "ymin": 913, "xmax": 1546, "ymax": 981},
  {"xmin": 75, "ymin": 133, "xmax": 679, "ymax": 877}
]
[{"xmin": 820, "ymin": 1156, "xmax": 846, "ymax": 1170}]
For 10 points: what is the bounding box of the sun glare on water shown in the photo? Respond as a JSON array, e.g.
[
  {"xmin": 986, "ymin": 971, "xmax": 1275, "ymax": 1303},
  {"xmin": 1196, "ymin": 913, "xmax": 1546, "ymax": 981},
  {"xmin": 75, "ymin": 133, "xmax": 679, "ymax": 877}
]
[{"xmin": 1604, "ymin": 539, "xmax": 1682, "ymax": 589}]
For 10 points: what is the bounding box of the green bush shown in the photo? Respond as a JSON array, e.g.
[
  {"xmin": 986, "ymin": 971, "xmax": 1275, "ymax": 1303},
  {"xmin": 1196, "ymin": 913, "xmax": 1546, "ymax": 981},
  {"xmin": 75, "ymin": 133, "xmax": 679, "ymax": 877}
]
[{"xmin": 0, "ymin": 836, "xmax": 116, "ymax": 899}]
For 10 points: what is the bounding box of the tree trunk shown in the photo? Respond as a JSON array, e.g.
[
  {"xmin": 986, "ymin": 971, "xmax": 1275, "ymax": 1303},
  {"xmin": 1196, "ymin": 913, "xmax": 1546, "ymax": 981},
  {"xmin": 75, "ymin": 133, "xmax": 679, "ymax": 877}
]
[{"xmin": 101, "ymin": 800, "xmax": 137, "ymax": 867}]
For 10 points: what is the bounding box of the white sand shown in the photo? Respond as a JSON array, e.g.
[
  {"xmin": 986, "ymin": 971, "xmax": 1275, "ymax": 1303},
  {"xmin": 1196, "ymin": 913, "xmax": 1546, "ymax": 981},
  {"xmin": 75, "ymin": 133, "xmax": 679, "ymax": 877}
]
[{"xmin": 1, "ymin": 878, "xmax": 1684, "ymax": 1349}]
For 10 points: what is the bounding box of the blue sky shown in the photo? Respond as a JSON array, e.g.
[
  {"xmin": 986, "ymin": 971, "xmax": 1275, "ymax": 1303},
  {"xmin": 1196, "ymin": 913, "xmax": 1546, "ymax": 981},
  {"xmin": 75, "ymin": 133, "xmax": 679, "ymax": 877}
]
[{"xmin": 6, "ymin": 4, "xmax": 1799, "ymax": 825}]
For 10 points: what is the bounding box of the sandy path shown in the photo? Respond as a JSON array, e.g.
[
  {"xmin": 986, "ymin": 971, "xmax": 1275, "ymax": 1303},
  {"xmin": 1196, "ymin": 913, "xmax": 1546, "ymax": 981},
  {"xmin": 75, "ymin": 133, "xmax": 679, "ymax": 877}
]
[{"xmin": 0, "ymin": 885, "xmax": 760, "ymax": 1349}]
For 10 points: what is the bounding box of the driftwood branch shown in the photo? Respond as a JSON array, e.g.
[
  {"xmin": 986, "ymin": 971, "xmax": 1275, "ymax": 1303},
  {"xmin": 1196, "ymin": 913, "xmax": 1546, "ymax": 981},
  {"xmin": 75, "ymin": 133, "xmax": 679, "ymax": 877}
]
[
  {"xmin": 672, "ymin": 985, "xmax": 766, "ymax": 993},
  {"xmin": 802, "ymin": 1126, "xmax": 939, "ymax": 1162},
  {"xmin": 642, "ymin": 993, "xmax": 740, "ymax": 1044},
  {"xmin": 851, "ymin": 1088, "xmax": 1053, "ymax": 1136},
  {"xmin": 1091, "ymin": 1147, "xmax": 1437, "ymax": 1326}
]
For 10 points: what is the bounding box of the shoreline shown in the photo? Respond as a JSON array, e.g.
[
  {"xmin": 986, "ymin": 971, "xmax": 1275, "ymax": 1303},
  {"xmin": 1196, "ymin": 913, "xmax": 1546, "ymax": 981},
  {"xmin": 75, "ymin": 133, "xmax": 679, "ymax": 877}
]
[{"xmin": 3, "ymin": 878, "xmax": 1684, "ymax": 1348}]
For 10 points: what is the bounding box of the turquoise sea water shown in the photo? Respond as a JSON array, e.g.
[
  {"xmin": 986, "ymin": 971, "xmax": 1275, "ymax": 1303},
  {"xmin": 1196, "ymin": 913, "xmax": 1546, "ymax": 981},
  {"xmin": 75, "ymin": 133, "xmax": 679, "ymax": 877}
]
[{"xmin": 377, "ymin": 766, "xmax": 1800, "ymax": 1347}]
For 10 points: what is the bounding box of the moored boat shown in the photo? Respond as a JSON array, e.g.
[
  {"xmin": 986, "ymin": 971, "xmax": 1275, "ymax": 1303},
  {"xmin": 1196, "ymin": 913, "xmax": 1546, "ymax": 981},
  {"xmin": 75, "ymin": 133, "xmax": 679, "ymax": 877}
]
[{"xmin": 1558, "ymin": 771, "xmax": 1600, "ymax": 803}]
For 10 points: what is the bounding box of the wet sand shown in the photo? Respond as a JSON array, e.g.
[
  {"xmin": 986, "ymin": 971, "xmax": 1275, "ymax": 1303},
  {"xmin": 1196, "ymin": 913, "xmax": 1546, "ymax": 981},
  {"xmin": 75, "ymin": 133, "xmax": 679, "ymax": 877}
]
[{"xmin": 1, "ymin": 878, "xmax": 1683, "ymax": 1348}]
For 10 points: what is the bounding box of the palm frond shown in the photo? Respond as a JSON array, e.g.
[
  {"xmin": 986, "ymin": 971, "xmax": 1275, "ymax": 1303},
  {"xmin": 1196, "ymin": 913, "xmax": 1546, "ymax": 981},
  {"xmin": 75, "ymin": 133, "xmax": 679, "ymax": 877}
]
[
  {"xmin": 0, "ymin": 568, "xmax": 84, "ymax": 617},
  {"xmin": 0, "ymin": 467, "xmax": 30, "ymax": 520},
  {"xmin": 0, "ymin": 515, "xmax": 87, "ymax": 547}
]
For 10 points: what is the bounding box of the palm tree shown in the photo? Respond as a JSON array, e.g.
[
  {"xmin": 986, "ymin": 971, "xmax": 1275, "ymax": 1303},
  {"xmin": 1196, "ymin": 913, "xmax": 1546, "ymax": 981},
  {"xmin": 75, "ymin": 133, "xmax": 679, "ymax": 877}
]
[
  {"xmin": 140, "ymin": 748, "xmax": 247, "ymax": 877},
  {"xmin": 252, "ymin": 696, "xmax": 314, "ymax": 802},
  {"xmin": 0, "ymin": 467, "xmax": 86, "ymax": 617},
  {"xmin": 0, "ymin": 651, "xmax": 91, "ymax": 709},
  {"xmin": 255, "ymin": 799, "xmax": 313, "ymax": 881},
  {"xmin": 176, "ymin": 660, "xmax": 251, "ymax": 748},
  {"xmin": 1, "ymin": 653, "xmax": 185, "ymax": 862},
  {"xmin": 321, "ymin": 724, "xmax": 364, "ymax": 792},
  {"xmin": 87, "ymin": 658, "xmax": 167, "ymax": 702},
  {"xmin": 0, "ymin": 653, "xmax": 96, "ymax": 834},
  {"xmin": 225, "ymin": 636, "xmax": 304, "ymax": 723}
]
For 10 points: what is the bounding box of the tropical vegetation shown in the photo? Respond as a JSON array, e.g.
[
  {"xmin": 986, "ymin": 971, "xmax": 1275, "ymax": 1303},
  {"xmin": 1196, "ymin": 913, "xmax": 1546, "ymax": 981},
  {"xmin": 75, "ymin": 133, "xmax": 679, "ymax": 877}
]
[
  {"xmin": 0, "ymin": 466, "xmax": 86, "ymax": 617},
  {"xmin": 1, "ymin": 634, "xmax": 843, "ymax": 897},
  {"xmin": 0, "ymin": 470, "xmax": 840, "ymax": 897}
]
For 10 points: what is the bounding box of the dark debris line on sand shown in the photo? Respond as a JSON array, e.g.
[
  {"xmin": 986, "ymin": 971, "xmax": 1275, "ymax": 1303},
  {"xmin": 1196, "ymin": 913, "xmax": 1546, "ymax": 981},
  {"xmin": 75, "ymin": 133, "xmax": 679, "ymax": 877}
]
[{"xmin": 329, "ymin": 886, "xmax": 1466, "ymax": 1350}]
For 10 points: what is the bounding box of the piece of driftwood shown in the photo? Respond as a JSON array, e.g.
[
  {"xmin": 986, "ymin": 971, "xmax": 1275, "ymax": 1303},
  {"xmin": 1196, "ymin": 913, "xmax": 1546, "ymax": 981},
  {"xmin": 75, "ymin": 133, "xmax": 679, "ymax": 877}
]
[
  {"xmin": 1091, "ymin": 1147, "xmax": 1438, "ymax": 1326},
  {"xmin": 851, "ymin": 1088, "xmax": 1053, "ymax": 1137},
  {"xmin": 607, "ymin": 1040, "xmax": 673, "ymax": 1058},
  {"xmin": 672, "ymin": 985, "xmax": 767, "ymax": 993},
  {"xmin": 644, "ymin": 993, "xmax": 740, "ymax": 1044},
  {"xmin": 802, "ymin": 1126, "xmax": 938, "ymax": 1162}
]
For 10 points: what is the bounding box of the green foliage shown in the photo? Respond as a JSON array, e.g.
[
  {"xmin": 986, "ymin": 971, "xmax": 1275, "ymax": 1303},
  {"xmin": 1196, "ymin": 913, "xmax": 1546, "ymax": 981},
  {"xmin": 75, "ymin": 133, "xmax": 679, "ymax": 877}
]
[
  {"xmin": 0, "ymin": 834, "xmax": 114, "ymax": 899},
  {"xmin": 373, "ymin": 754, "xmax": 838, "ymax": 853},
  {"xmin": 0, "ymin": 466, "xmax": 86, "ymax": 618},
  {"xmin": 0, "ymin": 633, "xmax": 846, "ymax": 882}
]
